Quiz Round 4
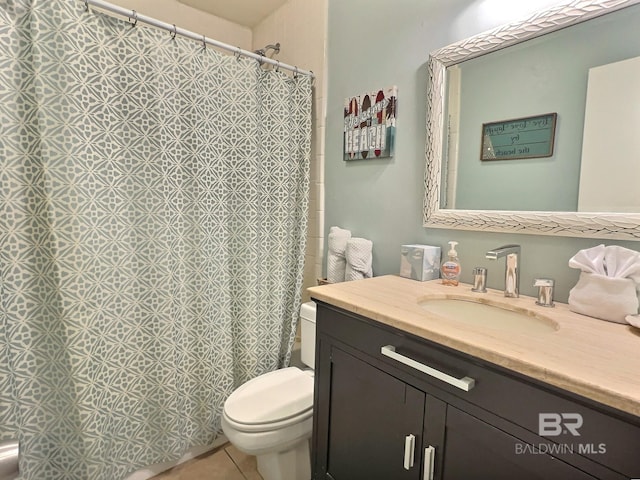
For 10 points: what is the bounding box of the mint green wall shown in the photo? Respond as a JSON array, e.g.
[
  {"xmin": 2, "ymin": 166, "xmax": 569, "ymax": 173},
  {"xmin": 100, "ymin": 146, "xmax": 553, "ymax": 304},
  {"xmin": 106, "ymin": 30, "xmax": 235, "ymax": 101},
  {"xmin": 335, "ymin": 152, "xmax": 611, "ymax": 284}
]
[{"xmin": 324, "ymin": 0, "xmax": 640, "ymax": 303}]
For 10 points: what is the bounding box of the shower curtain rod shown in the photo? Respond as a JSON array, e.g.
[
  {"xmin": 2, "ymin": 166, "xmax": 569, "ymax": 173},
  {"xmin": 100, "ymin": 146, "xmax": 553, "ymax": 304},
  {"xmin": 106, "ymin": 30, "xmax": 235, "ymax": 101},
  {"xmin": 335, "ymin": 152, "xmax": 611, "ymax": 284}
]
[{"xmin": 83, "ymin": 0, "xmax": 315, "ymax": 78}]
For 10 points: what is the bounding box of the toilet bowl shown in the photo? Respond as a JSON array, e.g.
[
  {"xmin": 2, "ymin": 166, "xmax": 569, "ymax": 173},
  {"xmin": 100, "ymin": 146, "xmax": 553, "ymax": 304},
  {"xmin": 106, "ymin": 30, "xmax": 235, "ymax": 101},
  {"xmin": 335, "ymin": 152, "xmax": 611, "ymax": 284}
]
[{"xmin": 221, "ymin": 302, "xmax": 316, "ymax": 480}]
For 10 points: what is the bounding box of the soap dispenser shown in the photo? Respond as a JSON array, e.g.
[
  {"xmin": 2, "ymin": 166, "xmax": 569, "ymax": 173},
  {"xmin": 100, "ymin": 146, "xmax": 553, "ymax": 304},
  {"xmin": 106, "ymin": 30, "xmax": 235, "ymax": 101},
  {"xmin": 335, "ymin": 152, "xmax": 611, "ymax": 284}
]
[{"xmin": 441, "ymin": 241, "xmax": 461, "ymax": 286}]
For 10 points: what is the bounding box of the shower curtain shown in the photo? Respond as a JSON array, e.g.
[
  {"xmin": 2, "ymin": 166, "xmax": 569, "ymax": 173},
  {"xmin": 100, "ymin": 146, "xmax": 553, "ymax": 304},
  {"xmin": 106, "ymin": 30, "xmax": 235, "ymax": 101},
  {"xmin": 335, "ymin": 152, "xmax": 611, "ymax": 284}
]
[{"xmin": 0, "ymin": 1, "xmax": 311, "ymax": 479}]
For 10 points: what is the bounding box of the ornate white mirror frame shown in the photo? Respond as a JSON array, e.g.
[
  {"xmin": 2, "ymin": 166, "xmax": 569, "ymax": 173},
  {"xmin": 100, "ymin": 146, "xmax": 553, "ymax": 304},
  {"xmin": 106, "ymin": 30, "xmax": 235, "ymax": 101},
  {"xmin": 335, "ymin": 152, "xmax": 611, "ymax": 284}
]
[{"xmin": 424, "ymin": 0, "xmax": 640, "ymax": 240}]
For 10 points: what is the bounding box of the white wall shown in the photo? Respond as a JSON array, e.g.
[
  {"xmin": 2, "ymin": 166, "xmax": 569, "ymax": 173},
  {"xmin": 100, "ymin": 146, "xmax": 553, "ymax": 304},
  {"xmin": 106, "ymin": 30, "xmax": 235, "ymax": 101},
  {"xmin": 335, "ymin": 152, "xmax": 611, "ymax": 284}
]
[
  {"xmin": 100, "ymin": 0, "xmax": 252, "ymax": 49},
  {"xmin": 579, "ymin": 55, "xmax": 640, "ymax": 212}
]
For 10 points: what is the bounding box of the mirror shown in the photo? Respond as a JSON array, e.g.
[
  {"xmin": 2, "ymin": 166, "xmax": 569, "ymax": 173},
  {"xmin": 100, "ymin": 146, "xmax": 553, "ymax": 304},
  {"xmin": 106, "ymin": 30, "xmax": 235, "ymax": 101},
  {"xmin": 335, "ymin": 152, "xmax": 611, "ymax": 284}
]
[{"xmin": 424, "ymin": 0, "xmax": 640, "ymax": 240}]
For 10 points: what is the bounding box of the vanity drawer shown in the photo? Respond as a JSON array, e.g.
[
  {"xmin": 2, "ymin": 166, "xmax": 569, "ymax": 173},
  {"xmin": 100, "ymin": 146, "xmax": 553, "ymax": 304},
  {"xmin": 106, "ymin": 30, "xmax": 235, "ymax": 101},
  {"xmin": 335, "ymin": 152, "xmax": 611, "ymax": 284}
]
[{"xmin": 314, "ymin": 301, "xmax": 640, "ymax": 478}]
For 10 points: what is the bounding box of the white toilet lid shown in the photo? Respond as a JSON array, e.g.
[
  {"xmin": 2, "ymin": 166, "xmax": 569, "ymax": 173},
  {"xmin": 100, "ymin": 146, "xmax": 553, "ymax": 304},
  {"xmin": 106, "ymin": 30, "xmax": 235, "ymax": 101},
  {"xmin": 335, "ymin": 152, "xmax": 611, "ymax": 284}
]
[{"xmin": 224, "ymin": 367, "xmax": 313, "ymax": 427}]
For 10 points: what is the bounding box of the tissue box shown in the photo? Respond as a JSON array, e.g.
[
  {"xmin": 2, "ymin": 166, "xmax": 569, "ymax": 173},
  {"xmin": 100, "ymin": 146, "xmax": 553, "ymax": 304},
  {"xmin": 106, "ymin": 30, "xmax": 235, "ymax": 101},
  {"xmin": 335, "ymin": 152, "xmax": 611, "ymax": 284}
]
[{"xmin": 400, "ymin": 244, "xmax": 441, "ymax": 281}]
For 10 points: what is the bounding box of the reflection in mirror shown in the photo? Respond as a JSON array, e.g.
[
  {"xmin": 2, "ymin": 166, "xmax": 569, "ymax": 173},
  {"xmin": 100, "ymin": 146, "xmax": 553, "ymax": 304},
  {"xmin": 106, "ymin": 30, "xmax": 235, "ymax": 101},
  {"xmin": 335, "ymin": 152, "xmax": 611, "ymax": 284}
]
[
  {"xmin": 443, "ymin": 4, "xmax": 640, "ymax": 212},
  {"xmin": 578, "ymin": 55, "xmax": 640, "ymax": 213},
  {"xmin": 424, "ymin": 0, "xmax": 640, "ymax": 240}
]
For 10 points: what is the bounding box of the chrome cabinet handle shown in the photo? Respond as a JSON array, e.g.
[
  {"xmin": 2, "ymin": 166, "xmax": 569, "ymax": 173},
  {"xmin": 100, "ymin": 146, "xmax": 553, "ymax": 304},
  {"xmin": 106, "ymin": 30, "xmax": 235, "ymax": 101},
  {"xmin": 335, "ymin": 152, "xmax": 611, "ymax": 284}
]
[
  {"xmin": 403, "ymin": 434, "xmax": 415, "ymax": 470},
  {"xmin": 380, "ymin": 345, "xmax": 475, "ymax": 391},
  {"xmin": 423, "ymin": 446, "xmax": 435, "ymax": 480}
]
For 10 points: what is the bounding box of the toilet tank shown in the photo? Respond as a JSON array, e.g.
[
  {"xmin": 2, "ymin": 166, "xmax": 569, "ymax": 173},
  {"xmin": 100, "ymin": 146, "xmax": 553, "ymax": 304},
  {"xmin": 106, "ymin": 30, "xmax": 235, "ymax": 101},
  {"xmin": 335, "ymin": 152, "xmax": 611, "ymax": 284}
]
[{"xmin": 300, "ymin": 301, "xmax": 317, "ymax": 369}]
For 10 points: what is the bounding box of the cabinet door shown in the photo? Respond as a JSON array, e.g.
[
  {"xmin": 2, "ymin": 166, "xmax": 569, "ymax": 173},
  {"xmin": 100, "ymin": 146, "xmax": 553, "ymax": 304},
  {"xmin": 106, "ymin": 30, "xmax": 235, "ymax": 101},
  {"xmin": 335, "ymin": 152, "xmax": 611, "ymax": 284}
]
[
  {"xmin": 441, "ymin": 406, "xmax": 597, "ymax": 480},
  {"xmin": 323, "ymin": 346, "xmax": 425, "ymax": 480}
]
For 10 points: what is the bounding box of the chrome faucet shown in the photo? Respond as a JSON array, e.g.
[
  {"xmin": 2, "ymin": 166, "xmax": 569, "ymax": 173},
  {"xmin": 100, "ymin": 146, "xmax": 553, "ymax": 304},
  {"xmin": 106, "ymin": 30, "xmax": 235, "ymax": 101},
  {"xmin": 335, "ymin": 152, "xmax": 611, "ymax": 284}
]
[{"xmin": 485, "ymin": 245, "xmax": 520, "ymax": 297}]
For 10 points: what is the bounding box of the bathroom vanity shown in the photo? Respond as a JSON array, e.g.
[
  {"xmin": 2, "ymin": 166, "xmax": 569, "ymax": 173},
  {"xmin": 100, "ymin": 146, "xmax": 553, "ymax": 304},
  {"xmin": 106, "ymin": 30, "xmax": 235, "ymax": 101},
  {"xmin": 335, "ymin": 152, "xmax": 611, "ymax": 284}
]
[{"xmin": 308, "ymin": 276, "xmax": 640, "ymax": 480}]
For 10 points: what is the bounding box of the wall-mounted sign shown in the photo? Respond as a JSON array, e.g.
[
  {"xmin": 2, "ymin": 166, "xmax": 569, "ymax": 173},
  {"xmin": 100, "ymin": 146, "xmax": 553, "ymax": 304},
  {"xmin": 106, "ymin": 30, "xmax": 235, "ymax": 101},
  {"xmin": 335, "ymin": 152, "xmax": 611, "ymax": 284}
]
[
  {"xmin": 480, "ymin": 113, "xmax": 557, "ymax": 161},
  {"xmin": 343, "ymin": 86, "xmax": 397, "ymax": 161}
]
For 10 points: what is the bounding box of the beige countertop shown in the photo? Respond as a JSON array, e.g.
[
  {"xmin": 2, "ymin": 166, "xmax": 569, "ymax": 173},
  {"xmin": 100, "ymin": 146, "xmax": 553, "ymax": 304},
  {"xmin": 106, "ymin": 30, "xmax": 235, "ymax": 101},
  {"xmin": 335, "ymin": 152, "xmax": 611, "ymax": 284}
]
[{"xmin": 307, "ymin": 275, "xmax": 640, "ymax": 417}]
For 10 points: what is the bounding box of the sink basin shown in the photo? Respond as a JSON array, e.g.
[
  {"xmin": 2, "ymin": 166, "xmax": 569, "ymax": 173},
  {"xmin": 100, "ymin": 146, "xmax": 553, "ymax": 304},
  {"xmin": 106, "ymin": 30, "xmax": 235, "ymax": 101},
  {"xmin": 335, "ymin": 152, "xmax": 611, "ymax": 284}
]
[{"xmin": 418, "ymin": 296, "xmax": 558, "ymax": 334}]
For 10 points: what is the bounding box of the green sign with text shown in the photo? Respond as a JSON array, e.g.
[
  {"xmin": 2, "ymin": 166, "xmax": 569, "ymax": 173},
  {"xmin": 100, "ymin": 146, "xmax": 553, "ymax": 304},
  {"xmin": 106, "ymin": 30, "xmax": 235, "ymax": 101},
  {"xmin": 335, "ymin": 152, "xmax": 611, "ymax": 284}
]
[{"xmin": 480, "ymin": 113, "xmax": 557, "ymax": 161}]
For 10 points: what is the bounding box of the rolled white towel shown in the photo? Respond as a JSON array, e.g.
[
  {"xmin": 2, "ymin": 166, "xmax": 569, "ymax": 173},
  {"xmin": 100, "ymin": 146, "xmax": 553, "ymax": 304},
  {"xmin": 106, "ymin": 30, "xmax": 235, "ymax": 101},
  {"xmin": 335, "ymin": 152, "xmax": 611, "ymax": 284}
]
[
  {"xmin": 327, "ymin": 227, "xmax": 351, "ymax": 283},
  {"xmin": 329, "ymin": 226, "xmax": 351, "ymax": 236},
  {"xmin": 345, "ymin": 237, "xmax": 373, "ymax": 282}
]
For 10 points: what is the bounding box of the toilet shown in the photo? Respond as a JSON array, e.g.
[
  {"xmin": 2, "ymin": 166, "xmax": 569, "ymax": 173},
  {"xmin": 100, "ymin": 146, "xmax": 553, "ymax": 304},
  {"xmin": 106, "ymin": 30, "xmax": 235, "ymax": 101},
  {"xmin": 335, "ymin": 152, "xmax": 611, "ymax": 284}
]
[{"xmin": 221, "ymin": 301, "xmax": 317, "ymax": 480}]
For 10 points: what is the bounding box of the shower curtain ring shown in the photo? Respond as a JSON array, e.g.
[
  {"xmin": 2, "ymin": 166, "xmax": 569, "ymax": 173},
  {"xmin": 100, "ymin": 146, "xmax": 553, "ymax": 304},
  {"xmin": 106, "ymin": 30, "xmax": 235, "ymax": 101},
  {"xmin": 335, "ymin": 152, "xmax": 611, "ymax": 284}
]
[
  {"xmin": 202, "ymin": 35, "xmax": 207, "ymax": 51},
  {"xmin": 275, "ymin": 61, "xmax": 280, "ymax": 73},
  {"xmin": 84, "ymin": 0, "xmax": 89, "ymax": 12},
  {"xmin": 235, "ymin": 47, "xmax": 242, "ymax": 61},
  {"xmin": 130, "ymin": 10, "xmax": 138, "ymax": 27},
  {"xmin": 294, "ymin": 66, "xmax": 299, "ymax": 79},
  {"xmin": 171, "ymin": 24, "xmax": 177, "ymax": 40}
]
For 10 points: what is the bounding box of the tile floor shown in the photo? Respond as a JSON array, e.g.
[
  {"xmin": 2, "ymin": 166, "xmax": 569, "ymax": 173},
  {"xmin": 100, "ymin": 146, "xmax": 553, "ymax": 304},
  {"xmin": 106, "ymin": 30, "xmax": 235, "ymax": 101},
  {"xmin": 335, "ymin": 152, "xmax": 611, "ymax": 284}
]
[{"xmin": 151, "ymin": 444, "xmax": 263, "ymax": 480}]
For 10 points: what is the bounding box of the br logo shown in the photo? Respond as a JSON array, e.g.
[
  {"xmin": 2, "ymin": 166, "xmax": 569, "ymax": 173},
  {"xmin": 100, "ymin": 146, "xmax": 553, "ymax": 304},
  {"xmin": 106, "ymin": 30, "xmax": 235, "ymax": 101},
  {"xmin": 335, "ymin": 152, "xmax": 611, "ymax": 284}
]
[{"xmin": 538, "ymin": 413, "xmax": 583, "ymax": 436}]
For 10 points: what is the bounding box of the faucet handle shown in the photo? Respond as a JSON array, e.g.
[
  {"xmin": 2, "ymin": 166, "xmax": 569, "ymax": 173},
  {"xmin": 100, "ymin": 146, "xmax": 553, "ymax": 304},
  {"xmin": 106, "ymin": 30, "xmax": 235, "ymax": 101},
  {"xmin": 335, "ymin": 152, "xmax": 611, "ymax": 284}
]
[
  {"xmin": 534, "ymin": 278, "xmax": 555, "ymax": 307},
  {"xmin": 471, "ymin": 267, "xmax": 487, "ymax": 293}
]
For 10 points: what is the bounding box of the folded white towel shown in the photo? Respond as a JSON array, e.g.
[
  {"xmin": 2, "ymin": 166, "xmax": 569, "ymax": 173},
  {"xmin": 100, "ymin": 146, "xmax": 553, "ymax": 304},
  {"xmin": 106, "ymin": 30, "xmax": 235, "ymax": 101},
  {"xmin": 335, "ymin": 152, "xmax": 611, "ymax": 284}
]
[
  {"xmin": 568, "ymin": 244, "xmax": 606, "ymax": 275},
  {"xmin": 345, "ymin": 238, "xmax": 373, "ymax": 282},
  {"xmin": 568, "ymin": 245, "xmax": 640, "ymax": 323},
  {"xmin": 568, "ymin": 272, "xmax": 638, "ymax": 324},
  {"xmin": 603, "ymin": 245, "xmax": 640, "ymax": 281},
  {"xmin": 568, "ymin": 244, "xmax": 640, "ymax": 280},
  {"xmin": 327, "ymin": 226, "xmax": 351, "ymax": 283}
]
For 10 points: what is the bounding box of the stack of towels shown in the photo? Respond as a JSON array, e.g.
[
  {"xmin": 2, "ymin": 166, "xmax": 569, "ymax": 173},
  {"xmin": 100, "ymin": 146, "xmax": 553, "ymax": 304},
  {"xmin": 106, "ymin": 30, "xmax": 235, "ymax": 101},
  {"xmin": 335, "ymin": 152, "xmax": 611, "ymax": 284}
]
[
  {"xmin": 327, "ymin": 226, "xmax": 373, "ymax": 283},
  {"xmin": 568, "ymin": 244, "xmax": 640, "ymax": 324}
]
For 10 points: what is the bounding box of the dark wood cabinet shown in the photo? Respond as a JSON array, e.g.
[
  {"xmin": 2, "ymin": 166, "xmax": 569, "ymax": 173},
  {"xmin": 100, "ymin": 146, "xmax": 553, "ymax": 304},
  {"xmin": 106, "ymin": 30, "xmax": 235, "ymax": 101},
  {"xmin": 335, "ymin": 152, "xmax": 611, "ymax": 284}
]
[
  {"xmin": 324, "ymin": 346, "xmax": 425, "ymax": 479},
  {"xmin": 442, "ymin": 406, "xmax": 596, "ymax": 480},
  {"xmin": 311, "ymin": 301, "xmax": 639, "ymax": 480}
]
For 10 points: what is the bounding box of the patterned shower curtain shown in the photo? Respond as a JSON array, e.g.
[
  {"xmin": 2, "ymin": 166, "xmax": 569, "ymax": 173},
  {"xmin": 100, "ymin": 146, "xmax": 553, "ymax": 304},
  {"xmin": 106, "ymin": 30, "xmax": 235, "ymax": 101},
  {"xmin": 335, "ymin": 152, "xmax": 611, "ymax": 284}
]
[{"xmin": 0, "ymin": 1, "xmax": 311, "ymax": 479}]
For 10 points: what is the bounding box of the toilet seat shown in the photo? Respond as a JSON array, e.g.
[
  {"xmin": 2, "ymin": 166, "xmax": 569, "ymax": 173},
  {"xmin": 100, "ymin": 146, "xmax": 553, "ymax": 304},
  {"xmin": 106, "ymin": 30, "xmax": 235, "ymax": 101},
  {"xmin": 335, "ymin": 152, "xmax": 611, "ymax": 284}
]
[{"xmin": 223, "ymin": 367, "xmax": 313, "ymax": 433}]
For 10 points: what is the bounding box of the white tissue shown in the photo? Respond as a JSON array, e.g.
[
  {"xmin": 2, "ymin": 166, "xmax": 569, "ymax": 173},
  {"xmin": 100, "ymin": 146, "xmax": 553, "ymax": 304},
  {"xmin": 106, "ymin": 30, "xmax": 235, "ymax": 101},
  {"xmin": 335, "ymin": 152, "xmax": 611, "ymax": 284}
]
[
  {"xmin": 345, "ymin": 238, "xmax": 373, "ymax": 281},
  {"xmin": 327, "ymin": 226, "xmax": 351, "ymax": 283},
  {"xmin": 568, "ymin": 245, "xmax": 640, "ymax": 324}
]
